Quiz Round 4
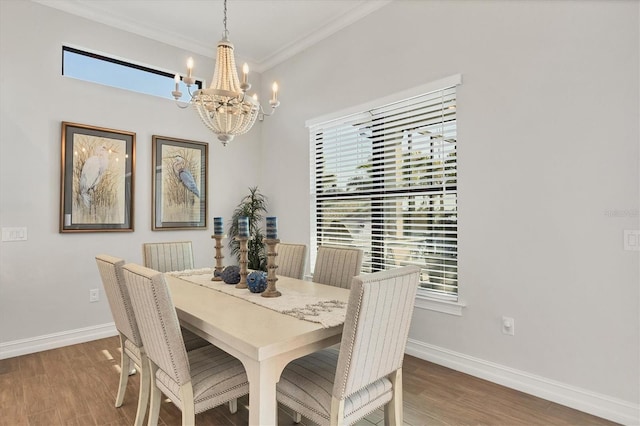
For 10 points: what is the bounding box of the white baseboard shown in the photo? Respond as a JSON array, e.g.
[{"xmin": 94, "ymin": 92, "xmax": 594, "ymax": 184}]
[
  {"xmin": 0, "ymin": 323, "xmax": 118, "ymax": 360},
  {"xmin": 406, "ymin": 339, "xmax": 640, "ymax": 426}
]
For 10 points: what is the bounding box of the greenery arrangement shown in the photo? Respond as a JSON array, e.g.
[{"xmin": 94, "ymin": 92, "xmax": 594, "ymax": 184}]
[{"xmin": 229, "ymin": 186, "xmax": 268, "ymax": 271}]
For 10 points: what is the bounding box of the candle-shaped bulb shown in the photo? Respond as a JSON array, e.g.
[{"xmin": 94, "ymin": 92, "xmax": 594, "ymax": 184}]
[
  {"xmin": 174, "ymin": 74, "xmax": 180, "ymax": 91},
  {"xmin": 186, "ymin": 57, "xmax": 194, "ymax": 77},
  {"xmin": 271, "ymin": 82, "xmax": 279, "ymax": 102},
  {"xmin": 242, "ymin": 63, "xmax": 249, "ymax": 84},
  {"xmin": 252, "ymin": 93, "xmax": 258, "ymax": 101}
]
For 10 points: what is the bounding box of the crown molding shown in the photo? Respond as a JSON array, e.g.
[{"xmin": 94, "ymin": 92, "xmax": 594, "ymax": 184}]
[{"xmin": 32, "ymin": 0, "xmax": 392, "ymax": 73}]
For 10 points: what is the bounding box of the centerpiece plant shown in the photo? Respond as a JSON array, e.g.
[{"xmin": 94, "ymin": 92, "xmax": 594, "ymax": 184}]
[{"xmin": 229, "ymin": 186, "xmax": 268, "ymax": 271}]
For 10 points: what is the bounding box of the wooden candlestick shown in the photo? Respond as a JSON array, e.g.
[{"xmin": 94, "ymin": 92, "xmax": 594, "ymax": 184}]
[
  {"xmin": 211, "ymin": 234, "xmax": 225, "ymax": 281},
  {"xmin": 262, "ymin": 238, "xmax": 281, "ymax": 298},
  {"xmin": 235, "ymin": 236, "xmax": 249, "ymax": 289}
]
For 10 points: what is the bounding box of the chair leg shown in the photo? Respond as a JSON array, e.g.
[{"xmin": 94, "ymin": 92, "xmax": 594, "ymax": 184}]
[
  {"xmin": 115, "ymin": 333, "xmax": 130, "ymax": 407},
  {"xmin": 179, "ymin": 383, "xmax": 196, "ymax": 426},
  {"xmin": 384, "ymin": 368, "xmax": 403, "ymax": 426},
  {"xmin": 228, "ymin": 398, "xmax": 237, "ymax": 414},
  {"xmin": 330, "ymin": 396, "xmax": 346, "ymax": 426},
  {"xmin": 134, "ymin": 352, "xmax": 150, "ymax": 426},
  {"xmin": 147, "ymin": 362, "xmax": 162, "ymax": 426}
]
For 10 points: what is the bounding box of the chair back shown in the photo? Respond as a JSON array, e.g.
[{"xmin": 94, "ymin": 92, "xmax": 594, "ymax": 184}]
[
  {"xmin": 277, "ymin": 243, "xmax": 307, "ymax": 279},
  {"xmin": 122, "ymin": 263, "xmax": 191, "ymax": 387},
  {"xmin": 142, "ymin": 241, "xmax": 194, "ymax": 272},
  {"xmin": 332, "ymin": 265, "xmax": 420, "ymax": 399},
  {"xmin": 312, "ymin": 245, "xmax": 363, "ymax": 289},
  {"xmin": 95, "ymin": 254, "xmax": 142, "ymax": 347}
]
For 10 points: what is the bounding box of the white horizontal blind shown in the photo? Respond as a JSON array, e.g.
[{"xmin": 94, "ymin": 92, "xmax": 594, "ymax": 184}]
[{"xmin": 310, "ymin": 83, "xmax": 458, "ymax": 299}]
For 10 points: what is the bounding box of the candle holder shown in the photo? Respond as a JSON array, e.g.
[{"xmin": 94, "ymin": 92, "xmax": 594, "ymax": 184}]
[
  {"xmin": 235, "ymin": 236, "xmax": 249, "ymax": 289},
  {"xmin": 211, "ymin": 234, "xmax": 225, "ymax": 281},
  {"xmin": 262, "ymin": 238, "xmax": 281, "ymax": 298}
]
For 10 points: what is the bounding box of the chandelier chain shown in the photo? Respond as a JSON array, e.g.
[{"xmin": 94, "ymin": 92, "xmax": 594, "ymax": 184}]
[{"xmin": 223, "ymin": 0, "xmax": 228, "ymax": 37}]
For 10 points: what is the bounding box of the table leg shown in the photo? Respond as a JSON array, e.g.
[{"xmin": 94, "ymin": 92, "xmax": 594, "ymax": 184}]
[{"xmin": 243, "ymin": 357, "xmax": 288, "ymax": 426}]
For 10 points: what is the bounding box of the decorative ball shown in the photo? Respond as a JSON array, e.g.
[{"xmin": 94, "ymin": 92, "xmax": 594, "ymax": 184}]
[
  {"xmin": 246, "ymin": 271, "xmax": 267, "ymax": 293},
  {"xmin": 220, "ymin": 265, "xmax": 241, "ymax": 284}
]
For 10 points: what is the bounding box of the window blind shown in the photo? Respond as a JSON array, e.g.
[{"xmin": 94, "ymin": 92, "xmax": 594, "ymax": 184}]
[{"xmin": 310, "ymin": 81, "xmax": 459, "ymax": 299}]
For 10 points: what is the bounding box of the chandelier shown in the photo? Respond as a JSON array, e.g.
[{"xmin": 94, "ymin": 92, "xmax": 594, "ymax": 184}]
[{"xmin": 172, "ymin": 0, "xmax": 280, "ymax": 146}]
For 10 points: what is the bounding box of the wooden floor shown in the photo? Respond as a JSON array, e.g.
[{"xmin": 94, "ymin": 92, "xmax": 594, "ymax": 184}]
[{"xmin": 0, "ymin": 336, "xmax": 616, "ymax": 426}]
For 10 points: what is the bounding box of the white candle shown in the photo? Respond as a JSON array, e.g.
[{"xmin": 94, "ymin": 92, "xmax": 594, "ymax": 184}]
[
  {"xmin": 174, "ymin": 74, "xmax": 180, "ymax": 91},
  {"xmin": 271, "ymin": 82, "xmax": 278, "ymax": 102}
]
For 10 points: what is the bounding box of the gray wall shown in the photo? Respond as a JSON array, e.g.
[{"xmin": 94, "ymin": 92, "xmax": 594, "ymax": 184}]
[
  {"xmin": 258, "ymin": 0, "xmax": 639, "ymax": 421},
  {"xmin": 0, "ymin": 1, "xmax": 263, "ymax": 341},
  {"xmin": 1, "ymin": 0, "xmax": 638, "ymax": 424}
]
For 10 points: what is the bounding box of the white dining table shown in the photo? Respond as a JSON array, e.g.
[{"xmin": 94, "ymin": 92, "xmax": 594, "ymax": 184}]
[{"xmin": 166, "ymin": 273, "xmax": 350, "ymax": 426}]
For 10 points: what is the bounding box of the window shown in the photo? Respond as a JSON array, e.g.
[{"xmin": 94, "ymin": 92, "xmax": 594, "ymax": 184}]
[
  {"xmin": 309, "ymin": 75, "xmax": 460, "ymax": 299},
  {"xmin": 62, "ymin": 46, "xmax": 202, "ymax": 101}
]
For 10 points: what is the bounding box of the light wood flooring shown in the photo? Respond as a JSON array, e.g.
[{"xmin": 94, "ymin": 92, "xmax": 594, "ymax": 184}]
[{"xmin": 0, "ymin": 336, "xmax": 617, "ymax": 426}]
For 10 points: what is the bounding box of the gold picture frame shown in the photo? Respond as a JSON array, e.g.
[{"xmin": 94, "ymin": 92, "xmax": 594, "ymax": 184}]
[
  {"xmin": 151, "ymin": 135, "xmax": 208, "ymax": 230},
  {"xmin": 59, "ymin": 122, "xmax": 135, "ymax": 233}
]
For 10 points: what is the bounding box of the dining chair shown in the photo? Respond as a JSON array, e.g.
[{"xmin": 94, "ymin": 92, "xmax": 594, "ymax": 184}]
[
  {"xmin": 277, "ymin": 242, "xmax": 307, "ymax": 280},
  {"xmin": 142, "ymin": 241, "xmax": 195, "ymax": 272},
  {"xmin": 122, "ymin": 263, "xmax": 250, "ymax": 426},
  {"xmin": 95, "ymin": 255, "xmax": 211, "ymax": 426},
  {"xmin": 277, "ymin": 265, "xmax": 420, "ymax": 425},
  {"xmin": 312, "ymin": 245, "xmax": 363, "ymax": 289}
]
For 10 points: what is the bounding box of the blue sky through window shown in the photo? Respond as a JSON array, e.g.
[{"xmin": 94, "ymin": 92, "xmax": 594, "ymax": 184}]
[{"xmin": 62, "ymin": 47, "xmax": 200, "ymax": 102}]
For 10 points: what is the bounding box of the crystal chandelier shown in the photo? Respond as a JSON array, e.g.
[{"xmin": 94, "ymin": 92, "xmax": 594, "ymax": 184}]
[{"xmin": 172, "ymin": 0, "xmax": 280, "ymax": 146}]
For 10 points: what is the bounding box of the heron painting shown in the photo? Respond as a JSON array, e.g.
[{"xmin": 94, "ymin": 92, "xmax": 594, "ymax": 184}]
[
  {"xmin": 60, "ymin": 122, "xmax": 135, "ymax": 233},
  {"xmin": 71, "ymin": 135, "xmax": 126, "ymax": 224},
  {"xmin": 152, "ymin": 136, "xmax": 207, "ymax": 230}
]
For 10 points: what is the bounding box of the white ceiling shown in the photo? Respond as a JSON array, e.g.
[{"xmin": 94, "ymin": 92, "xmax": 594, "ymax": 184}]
[{"xmin": 33, "ymin": 0, "xmax": 391, "ymax": 72}]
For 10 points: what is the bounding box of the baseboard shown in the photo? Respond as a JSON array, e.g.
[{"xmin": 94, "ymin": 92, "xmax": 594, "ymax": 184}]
[
  {"xmin": 406, "ymin": 339, "xmax": 640, "ymax": 426},
  {"xmin": 0, "ymin": 323, "xmax": 118, "ymax": 360}
]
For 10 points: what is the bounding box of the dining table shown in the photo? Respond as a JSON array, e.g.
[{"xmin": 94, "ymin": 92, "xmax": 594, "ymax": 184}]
[{"xmin": 166, "ymin": 270, "xmax": 350, "ymax": 425}]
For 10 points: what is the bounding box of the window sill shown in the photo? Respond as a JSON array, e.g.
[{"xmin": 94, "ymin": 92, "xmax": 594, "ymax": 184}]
[{"xmin": 414, "ymin": 294, "xmax": 466, "ymax": 316}]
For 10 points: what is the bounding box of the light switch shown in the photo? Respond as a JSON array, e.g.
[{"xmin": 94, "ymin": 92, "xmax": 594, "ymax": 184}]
[{"xmin": 1, "ymin": 227, "xmax": 28, "ymax": 242}]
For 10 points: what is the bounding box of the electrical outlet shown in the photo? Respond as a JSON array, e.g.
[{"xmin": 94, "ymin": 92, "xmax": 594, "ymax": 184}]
[
  {"xmin": 624, "ymin": 230, "xmax": 640, "ymax": 251},
  {"xmin": 89, "ymin": 289, "xmax": 99, "ymax": 302},
  {"xmin": 502, "ymin": 316, "xmax": 515, "ymax": 336}
]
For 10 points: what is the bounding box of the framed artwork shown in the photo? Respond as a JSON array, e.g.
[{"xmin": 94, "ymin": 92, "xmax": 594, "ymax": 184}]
[
  {"xmin": 59, "ymin": 122, "xmax": 135, "ymax": 233},
  {"xmin": 152, "ymin": 135, "xmax": 207, "ymax": 230}
]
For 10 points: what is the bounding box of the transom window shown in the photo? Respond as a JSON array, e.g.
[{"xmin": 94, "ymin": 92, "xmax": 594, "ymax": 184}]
[
  {"xmin": 309, "ymin": 75, "xmax": 460, "ymax": 299},
  {"xmin": 62, "ymin": 46, "xmax": 202, "ymax": 101}
]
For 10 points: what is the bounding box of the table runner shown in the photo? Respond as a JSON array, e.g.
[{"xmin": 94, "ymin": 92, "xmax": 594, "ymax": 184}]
[{"xmin": 167, "ymin": 268, "xmax": 347, "ymax": 328}]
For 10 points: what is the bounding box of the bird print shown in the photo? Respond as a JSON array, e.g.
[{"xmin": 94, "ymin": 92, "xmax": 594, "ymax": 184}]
[
  {"xmin": 79, "ymin": 145, "xmax": 109, "ymax": 208},
  {"xmin": 172, "ymin": 155, "xmax": 200, "ymax": 198}
]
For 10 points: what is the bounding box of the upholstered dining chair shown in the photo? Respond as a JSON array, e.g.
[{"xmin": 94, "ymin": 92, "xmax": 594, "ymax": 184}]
[
  {"xmin": 122, "ymin": 263, "xmax": 250, "ymax": 426},
  {"xmin": 95, "ymin": 255, "xmax": 211, "ymax": 426},
  {"xmin": 312, "ymin": 245, "xmax": 363, "ymax": 289},
  {"xmin": 277, "ymin": 265, "xmax": 420, "ymax": 426},
  {"xmin": 142, "ymin": 241, "xmax": 194, "ymax": 273},
  {"xmin": 277, "ymin": 242, "xmax": 308, "ymax": 280}
]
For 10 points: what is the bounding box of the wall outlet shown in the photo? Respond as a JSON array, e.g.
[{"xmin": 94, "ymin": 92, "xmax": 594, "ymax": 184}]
[
  {"xmin": 502, "ymin": 316, "xmax": 515, "ymax": 336},
  {"xmin": 89, "ymin": 289, "xmax": 99, "ymax": 302},
  {"xmin": 624, "ymin": 230, "xmax": 640, "ymax": 251}
]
